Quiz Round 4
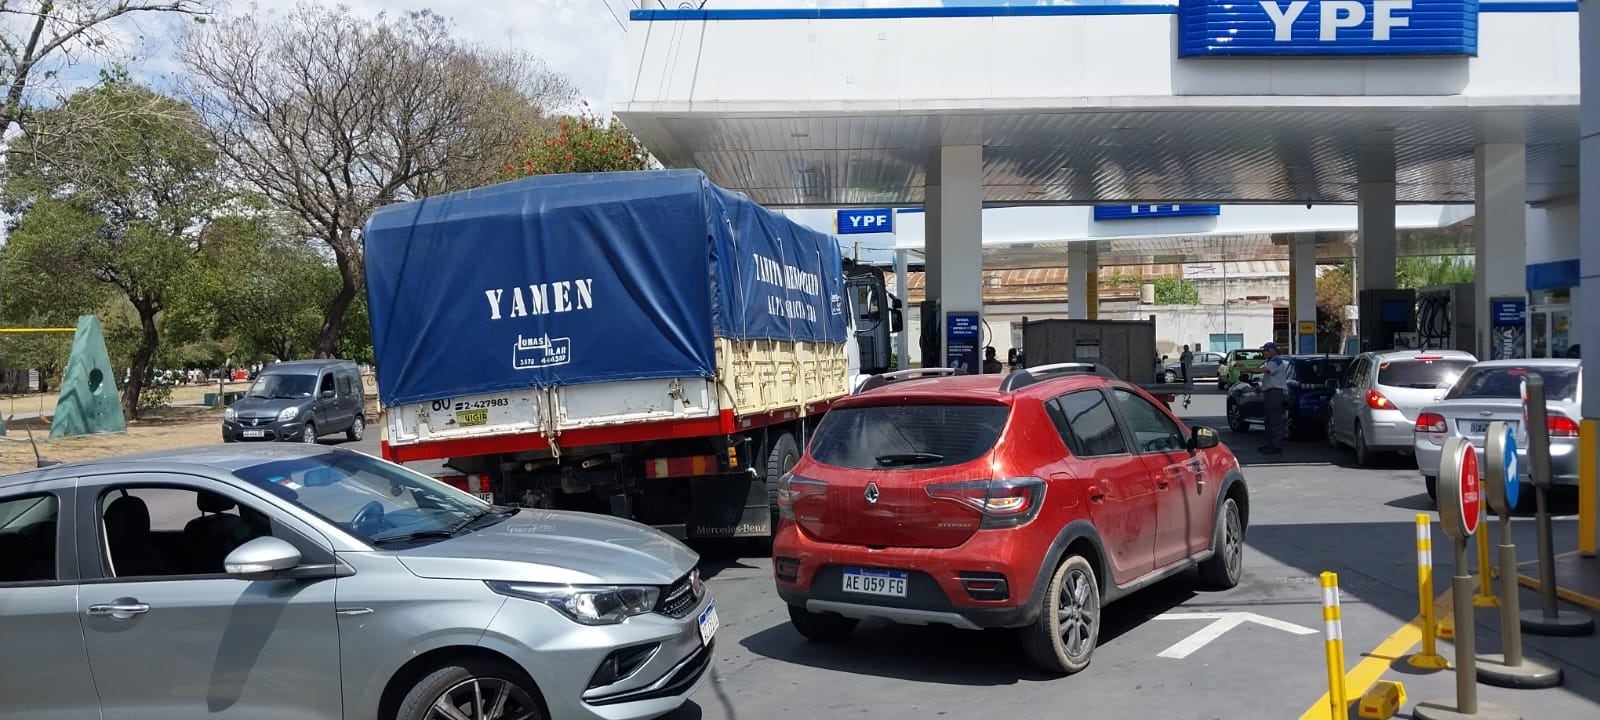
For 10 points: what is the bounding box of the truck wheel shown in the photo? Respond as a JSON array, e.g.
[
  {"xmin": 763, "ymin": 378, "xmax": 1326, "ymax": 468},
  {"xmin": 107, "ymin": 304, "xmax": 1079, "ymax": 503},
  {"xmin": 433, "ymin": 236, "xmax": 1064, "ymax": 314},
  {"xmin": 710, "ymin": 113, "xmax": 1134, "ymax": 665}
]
[{"xmin": 766, "ymin": 432, "xmax": 800, "ymax": 527}]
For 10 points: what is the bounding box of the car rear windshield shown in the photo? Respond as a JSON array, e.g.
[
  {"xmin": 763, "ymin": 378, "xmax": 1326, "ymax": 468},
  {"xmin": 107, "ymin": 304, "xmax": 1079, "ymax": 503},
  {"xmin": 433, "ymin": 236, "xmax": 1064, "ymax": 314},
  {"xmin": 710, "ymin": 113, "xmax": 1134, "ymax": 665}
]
[
  {"xmin": 1293, "ymin": 359, "xmax": 1350, "ymax": 384},
  {"xmin": 1376, "ymin": 358, "xmax": 1472, "ymax": 390},
  {"xmin": 1231, "ymin": 350, "xmax": 1263, "ymax": 362},
  {"xmin": 1444, "ymin": 366, "xmax": 1580, "ymax": 402},
  {"xmin": 807, "ymin": 404, "xmax": 1011, "ymax": 470}
]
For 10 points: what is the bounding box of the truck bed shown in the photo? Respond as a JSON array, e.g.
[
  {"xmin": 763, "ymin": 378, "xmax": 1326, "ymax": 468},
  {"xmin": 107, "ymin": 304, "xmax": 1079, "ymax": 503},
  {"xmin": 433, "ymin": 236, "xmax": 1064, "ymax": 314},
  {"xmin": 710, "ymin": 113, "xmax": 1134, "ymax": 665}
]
[{"xmin": 382, "ymin": 338, "xmax": 848, "ymax": 462}]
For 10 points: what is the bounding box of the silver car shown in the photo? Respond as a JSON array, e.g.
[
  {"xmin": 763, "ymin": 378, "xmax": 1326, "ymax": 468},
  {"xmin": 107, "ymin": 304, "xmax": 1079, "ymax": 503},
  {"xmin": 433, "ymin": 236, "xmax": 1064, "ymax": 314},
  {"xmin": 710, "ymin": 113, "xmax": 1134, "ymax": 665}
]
[
  {"xmin": 0, "ymin": 444, "xmax": 716, "ymax": 720},
  {"xmin": 1327, "ymin": 349, "xmax": 1477, "ymax": 465},
  {"xmin": 1414, "ymin": 358, "xmax": 1583, "ymax": 501}
]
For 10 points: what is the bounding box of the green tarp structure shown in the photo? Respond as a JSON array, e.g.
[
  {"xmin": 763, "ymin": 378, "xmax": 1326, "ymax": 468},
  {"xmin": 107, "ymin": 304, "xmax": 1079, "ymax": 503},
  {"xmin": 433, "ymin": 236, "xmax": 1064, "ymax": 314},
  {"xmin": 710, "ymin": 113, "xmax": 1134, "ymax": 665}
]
[{"xmin": 49, "ymin": 315, "xmax": 126, "ymax": 438}]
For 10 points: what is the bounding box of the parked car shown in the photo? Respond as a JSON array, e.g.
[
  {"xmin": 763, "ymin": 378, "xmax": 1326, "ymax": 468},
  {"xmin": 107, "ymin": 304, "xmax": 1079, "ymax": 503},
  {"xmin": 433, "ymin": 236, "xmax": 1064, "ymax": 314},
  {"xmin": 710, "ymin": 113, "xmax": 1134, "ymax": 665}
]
[
  {"xmin": 1327, "ymin": 349, "xmax": 1476, "ymax": 465},
  {"xmin": 0, "ymin": 445, "xmax": 715, "ymax": 720},
  {"xmin": 1225, "ymin": 355, "xmax": 1353, "ymax": 438},
  {"xmin": 1160, "ymin": 351, "xmax": 1225, "ymax": 383},
  {"xmin": 1217, "ymin": 349, "xmax": 1267, "ymax": 389},
  {"xmin": 1413, "ymin": 358, "xmax": 1582, "ymax": 501},
  {"xmin": 222, "ymin": 359, "xmax": 367, "ymax": 444},
  {"xmin": 771, "ymin": 364, "xmax": 1248, "ymax": 675}
]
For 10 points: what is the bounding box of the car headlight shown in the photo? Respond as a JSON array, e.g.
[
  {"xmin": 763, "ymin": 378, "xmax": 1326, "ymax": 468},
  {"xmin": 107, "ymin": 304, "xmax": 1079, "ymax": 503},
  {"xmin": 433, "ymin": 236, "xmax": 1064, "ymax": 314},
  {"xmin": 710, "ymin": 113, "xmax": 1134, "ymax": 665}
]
[
  {"xmin": 277, "ymin": 406, "xmax": 299, "ymax": 421},
  {"xmin": 487, "ymin": 581, "xmax": 660, "ymax": 625},
  {"xmin": 223, "ymin": 407, "xmax": 236, "ymax": 421}
]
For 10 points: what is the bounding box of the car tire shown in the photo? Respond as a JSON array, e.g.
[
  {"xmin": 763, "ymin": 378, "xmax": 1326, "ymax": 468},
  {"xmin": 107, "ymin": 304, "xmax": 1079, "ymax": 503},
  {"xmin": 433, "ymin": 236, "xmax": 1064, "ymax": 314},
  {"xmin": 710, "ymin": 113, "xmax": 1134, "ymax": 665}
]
[
  {"xmin": 1283, "ymin": 407, "xmax": 1297, "ymax": 440},
  {"xmin": 1163, "ymin": 370, "xmax": 1177, "ymax": 383},
  {"xmin": 1226, "ymin": 400, "xmax": 1248, "ymax": 432},
  {"xmin": 395, "ymin": 658, "xmax": 545, "ymax": 720},
  {"xmin": 766, "ymin": 432, "xmax": 800, "ymax": 529},
  {"xmin": 346, "ymin": 414, "xmax": 365, "ymax": 442},
  {"xmin": 1199, "ymin": 497, "xmax": 1245, "ymax": 590},
  {"xmin": 1021, "ymin": 554, "xmax": 1101, "ymax": 675},
  {"xmin": 302, "ymin": 421, "xmax": 318, "ymax": 444},
  {"xmin": 1425, "ymin": 476, "xmax": 1437, "ymax": 502},
  {"xmin": 1353, "ymin": 422, "xmax": 1371, "ymax": 466},
  {"xmin": 788, "ymin": 604, "xmax": 857, "ymax": 643}
]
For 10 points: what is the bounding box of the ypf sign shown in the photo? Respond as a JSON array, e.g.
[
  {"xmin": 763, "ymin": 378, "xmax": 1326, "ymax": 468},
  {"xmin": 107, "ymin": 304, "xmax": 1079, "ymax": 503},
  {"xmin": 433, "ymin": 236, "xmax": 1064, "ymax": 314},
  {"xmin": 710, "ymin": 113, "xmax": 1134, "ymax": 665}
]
[
  {"xmin": 1178, "ymin": 0, "xmax": 1479, "ymax": 58},
  {"xmin": 835, "ymin": 209, "xmax": 894, "ymax": 235}
]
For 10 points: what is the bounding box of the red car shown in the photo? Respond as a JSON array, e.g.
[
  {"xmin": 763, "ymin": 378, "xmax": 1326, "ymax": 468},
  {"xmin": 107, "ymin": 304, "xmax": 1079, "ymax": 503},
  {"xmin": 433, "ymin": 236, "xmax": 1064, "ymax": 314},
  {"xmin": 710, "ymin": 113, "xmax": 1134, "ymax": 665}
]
[{"xmin": 772, "ymin": 365, "xmax": 1249, "ymax": 674}]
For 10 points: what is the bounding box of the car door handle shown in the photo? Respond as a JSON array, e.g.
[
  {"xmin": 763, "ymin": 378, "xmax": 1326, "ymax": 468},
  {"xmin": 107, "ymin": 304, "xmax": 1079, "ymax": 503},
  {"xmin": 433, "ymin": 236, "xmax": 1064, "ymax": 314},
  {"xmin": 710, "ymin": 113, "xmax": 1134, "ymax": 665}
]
[
  {"xmin": 87, "ymin": 602, "xmax": 150, "ymax": 618},
  {"xmin": 1087, "ymin": 484, "xmax": 1106, "ymax": 503},
  {"xmin": 1154, "ymin": 475, "xmax": 1171, "ymax": 489}
]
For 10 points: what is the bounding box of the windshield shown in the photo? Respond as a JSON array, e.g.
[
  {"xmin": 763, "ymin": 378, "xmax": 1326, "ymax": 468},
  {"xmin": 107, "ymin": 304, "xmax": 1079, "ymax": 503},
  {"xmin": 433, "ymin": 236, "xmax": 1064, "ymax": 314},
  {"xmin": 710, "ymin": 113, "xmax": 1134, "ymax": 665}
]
[
  {"xmin": 808, "ymin": 404, "xmax": 1011, "ymax": 470},
  {"xmin": 1231, "ymin": 350, "xmax": 1264, "ymax": 362},
  {"xmin": 1293, "ymin": 359, "xmax": 1350, "ymax": 384},
  {"xmin": 231, "ymin": 451, "xmax": 496, "ymax": 544},
  {"xmin": 1377, "ymin": 358, "xmax": 1472, "ymax": 390},
  {"xmin": 1444, "ymin": 365, "xmax": 1580, "ymax": 403},
  {"xmin": 247, "ymin": 373, "xmax": 318, "ymax": 399}
]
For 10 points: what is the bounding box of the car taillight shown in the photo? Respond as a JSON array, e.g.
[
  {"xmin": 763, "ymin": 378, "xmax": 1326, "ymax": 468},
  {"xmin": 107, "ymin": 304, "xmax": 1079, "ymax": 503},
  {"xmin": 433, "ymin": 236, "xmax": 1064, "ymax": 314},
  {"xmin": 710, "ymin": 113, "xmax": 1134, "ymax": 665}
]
[
  {"xmin": 775, "ymin": 473, "xmax": 827, "ymax": 520},
  {"xmin": 1415, "ymin": 413, "xmax": 1447, "ymax": 434},
  {"xmin": 1367, "ymin": 390, "xmax": 1393, "ymax": 410},
  {"xmin": 925, "ymin": 478, "xmax": 1047, "ymax": 529},
  {"xmin": 1547, "ymin": 416, "xmax": 1580, "ymax": 438}
]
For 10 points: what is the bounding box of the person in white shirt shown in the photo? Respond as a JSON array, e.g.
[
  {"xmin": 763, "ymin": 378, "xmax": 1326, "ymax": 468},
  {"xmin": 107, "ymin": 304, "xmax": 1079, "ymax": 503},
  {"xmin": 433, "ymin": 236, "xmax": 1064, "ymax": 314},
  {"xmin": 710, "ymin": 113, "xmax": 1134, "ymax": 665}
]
[{"xmin": 1240, "ymin": 341, "xmax": 1292, "ymax": 455}]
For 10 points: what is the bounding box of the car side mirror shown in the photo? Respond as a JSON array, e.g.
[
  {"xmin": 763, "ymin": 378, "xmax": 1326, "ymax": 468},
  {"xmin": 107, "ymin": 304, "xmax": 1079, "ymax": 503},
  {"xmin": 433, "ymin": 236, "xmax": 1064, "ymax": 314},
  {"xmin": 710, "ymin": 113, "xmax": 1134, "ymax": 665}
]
[
  {"xmin": 224, "ymin": 537, "xmax": 302, "ymax": 579},
  {"xmin": 1189, "ymin": 425, "xmax": 1220, "ymax": 451},
  {"xmin": 321, "ymin": 390, "xmax": 335, "ymax": 399}
]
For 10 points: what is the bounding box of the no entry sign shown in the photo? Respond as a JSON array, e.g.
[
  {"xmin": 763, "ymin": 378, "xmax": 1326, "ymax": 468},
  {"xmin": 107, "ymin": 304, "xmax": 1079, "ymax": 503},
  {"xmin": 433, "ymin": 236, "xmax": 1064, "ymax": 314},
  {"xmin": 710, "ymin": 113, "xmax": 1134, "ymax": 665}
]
[{"xmin": 1459, "ymin": 443, "xmax": 1481, "ymax": 536}]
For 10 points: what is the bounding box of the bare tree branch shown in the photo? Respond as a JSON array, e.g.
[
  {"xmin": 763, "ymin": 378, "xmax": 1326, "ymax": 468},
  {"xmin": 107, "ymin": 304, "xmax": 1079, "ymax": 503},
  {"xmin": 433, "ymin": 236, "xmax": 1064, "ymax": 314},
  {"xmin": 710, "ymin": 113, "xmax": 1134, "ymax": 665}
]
[{"xmin": 180, "ymin": 2, "xmax": 576, "ymax": 356}]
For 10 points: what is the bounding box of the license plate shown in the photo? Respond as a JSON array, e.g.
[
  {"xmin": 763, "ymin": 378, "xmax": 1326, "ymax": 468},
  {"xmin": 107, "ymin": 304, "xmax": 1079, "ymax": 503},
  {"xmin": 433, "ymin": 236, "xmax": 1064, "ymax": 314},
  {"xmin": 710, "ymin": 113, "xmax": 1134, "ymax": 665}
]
[
  {"xmin": 455, "ymin": 409, "xmax": 488, "ymax": 427},
  {"xmin": 242, "ymin": 429, "xmax": 265, "ymax": 438},
  {"xmin": 697, "ymin": 602, "xmax": 719, "ymax": 645},
  {"xmin": 842, "ymin": 568, "xmax": 908, "ymax": 597},
  {"xmin": 1467, "ymin": 421, "xmax": 1516, "ymax": 434}
]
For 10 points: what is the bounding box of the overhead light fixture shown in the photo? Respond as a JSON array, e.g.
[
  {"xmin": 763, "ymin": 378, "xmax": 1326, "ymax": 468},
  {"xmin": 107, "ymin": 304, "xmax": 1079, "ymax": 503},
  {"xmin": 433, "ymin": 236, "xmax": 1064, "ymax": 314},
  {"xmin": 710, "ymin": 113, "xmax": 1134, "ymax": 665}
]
[{"xmin": 790, "ymin": 131, "xmax": 809, "ymax": 138}]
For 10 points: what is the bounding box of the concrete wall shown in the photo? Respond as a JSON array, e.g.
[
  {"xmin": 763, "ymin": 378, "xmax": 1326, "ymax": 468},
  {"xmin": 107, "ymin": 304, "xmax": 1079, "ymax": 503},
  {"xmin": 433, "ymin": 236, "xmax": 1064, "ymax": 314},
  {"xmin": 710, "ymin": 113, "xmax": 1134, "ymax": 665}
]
[{"xmin": 1528, "ymin": 201, "xmax": 1579, "ymax": 266}]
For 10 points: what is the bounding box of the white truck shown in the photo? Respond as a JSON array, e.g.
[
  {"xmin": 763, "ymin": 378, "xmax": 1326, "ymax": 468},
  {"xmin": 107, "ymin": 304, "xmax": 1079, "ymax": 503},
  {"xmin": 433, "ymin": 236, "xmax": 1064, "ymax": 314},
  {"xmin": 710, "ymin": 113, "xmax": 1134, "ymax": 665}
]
[{"xmin": 364, "ymin": 169, "xmax": 899, "ymax": 539}]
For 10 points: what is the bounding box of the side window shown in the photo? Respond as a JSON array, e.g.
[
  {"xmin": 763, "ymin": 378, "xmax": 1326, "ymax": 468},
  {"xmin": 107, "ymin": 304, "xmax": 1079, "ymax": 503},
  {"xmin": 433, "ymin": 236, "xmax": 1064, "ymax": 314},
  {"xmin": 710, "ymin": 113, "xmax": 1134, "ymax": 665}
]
[
  {"xmin": 98, "ymin": 486, "xmax": 274, "ymax": 579},
  {"xmin": 336, "ymin": 371, "xmax": 354, "ymax": 397},
  {"xmin": 319, "ymin": 373, "xmax": 335, "ymax": 396},
  {"xmin": 1344, "ymin": 358, "xmax": 1364, "ymax": 387},
  {"xmin": 1053, "ymin": 390, "xmax": 1128, "ymax": 457},
  {"xmin": 1112, "ymin": 388, "xmax": 1187, "ymax": 453},
  {"xmin": 0, "ymin": 493, "xmax": 59, "ymax": 583}
]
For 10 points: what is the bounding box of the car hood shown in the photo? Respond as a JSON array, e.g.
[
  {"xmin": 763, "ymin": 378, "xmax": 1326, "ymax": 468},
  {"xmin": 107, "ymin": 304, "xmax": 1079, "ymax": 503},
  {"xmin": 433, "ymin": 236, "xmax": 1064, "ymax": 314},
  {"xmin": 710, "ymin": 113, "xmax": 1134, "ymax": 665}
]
[
  {"xmin": 392, "ymin": 509, "xmax": 699, "ymax": 586},
  {"xmin": 232, "ymin": 396, "xmax": 308, "ymax": 417}
]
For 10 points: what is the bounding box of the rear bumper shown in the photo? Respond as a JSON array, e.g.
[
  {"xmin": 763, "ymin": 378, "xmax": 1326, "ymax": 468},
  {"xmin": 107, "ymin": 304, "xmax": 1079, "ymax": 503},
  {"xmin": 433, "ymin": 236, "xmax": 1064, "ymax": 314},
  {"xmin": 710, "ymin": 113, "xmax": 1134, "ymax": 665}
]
[
  {"xmin": 1359, "ymin": 409, "xmax": 1415, "ymax": 451},
  {"xmin": 1416, "ymin": 433, "xmax": 1580, "ymax": 487},
  {"xmin": 770, "ymin": 522, "xmax": 1042, "ymax": 630}
]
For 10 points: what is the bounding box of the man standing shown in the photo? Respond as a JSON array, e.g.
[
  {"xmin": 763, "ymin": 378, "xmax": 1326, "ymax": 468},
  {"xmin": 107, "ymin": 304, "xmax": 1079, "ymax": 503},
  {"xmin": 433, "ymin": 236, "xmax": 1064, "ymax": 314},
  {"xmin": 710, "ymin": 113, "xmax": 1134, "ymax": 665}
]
[
  {"xmin": 1242, "ymin": 341, "xmax": 1290, "ymax": 455},
  {"xmin": 1179, "ymin": 345, "xmax": 1193, "ymax": 386}
]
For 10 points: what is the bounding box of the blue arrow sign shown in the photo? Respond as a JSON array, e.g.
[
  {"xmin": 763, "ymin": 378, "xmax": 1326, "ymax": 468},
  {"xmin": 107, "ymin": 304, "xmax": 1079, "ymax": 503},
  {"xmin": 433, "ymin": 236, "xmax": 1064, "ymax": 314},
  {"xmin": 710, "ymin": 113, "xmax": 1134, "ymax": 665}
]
[{"xmin": 1502, "ymin": 424, "xmax": 1520, "ymax": 509}]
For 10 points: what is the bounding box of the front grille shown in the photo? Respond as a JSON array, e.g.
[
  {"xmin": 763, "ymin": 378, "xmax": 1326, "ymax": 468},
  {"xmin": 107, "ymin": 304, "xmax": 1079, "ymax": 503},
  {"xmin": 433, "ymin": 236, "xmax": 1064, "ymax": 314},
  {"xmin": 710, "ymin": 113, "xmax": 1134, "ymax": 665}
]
[
  {"xmin": 588, "ymin": 641, "xmax": 714, "ymax": 707},
  {"xmin": 655, "ymin": 570, "xmax": 700, "ymax": 619}
]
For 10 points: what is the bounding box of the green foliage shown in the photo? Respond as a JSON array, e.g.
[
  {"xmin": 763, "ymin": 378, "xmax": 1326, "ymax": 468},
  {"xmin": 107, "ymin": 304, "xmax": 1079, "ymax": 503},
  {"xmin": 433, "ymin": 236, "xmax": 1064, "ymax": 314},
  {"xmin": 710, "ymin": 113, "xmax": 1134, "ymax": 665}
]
[
  {"xmin": 1152, "ymin": 278, "xmax": 1201, "ymax": 305},
  {"xmin": 1396, "ymin": 255, "xmax": 1475, "ymax": 289},
  {"xmin": 3, "ymin": 78, "xmax": 232, "ymax": 417},
  {"xmin": 502, "ymin": 106, "xmax": 650, "ymax": 178},
  {"xmin": 1315, "ymin": 262, "xmax": 1355, "ymax": 350}
]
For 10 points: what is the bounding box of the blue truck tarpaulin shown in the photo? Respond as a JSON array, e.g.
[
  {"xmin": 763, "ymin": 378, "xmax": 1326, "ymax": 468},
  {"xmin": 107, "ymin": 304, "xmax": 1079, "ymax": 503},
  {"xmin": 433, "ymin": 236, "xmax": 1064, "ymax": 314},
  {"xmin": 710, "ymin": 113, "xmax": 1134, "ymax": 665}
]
[{"xmin": 363, "ymin": 169, "xmax": 848, "ymax": 407}]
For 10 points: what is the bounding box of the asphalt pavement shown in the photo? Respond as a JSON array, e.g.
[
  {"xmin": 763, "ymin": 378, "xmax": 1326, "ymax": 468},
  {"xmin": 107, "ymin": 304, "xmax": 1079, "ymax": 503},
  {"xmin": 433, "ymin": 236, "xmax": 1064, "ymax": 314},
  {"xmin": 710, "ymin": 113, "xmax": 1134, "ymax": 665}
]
[{"xmin": 358, "ymin": 397, "xmax": 1600, "ymax": 719}]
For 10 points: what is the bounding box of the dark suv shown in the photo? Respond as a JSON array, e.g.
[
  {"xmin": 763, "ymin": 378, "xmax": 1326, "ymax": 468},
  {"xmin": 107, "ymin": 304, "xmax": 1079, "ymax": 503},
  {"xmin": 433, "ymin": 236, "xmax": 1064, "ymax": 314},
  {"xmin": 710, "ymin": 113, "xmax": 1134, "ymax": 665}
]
[
  {"xmin": 222, "ymin": 360, "xmax": 367, "ymax": 444},
  {"xmin": 772, "ymin": 365, "xmax": 1248, "ymax": 675}
]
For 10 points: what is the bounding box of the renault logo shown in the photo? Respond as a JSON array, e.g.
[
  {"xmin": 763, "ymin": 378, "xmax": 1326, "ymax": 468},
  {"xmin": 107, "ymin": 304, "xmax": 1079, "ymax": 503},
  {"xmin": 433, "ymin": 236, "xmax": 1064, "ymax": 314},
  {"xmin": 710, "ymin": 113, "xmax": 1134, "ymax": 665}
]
[{"xmin": 864, "ymin": 482, "xmax": 880, "ymax": 504}]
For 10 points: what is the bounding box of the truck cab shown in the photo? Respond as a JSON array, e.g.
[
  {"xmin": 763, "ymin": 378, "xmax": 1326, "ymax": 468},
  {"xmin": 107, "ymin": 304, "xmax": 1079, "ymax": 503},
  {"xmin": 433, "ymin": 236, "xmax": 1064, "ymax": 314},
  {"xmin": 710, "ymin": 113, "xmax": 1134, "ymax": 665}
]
[{"xmin": 844, "ymin": 265, "xmax": 902, "ymax": 377}]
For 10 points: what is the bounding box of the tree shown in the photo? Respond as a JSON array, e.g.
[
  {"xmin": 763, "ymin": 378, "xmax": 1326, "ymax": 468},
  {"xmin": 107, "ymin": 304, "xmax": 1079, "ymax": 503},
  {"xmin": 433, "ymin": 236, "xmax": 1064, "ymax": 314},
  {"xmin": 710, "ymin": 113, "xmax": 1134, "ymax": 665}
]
[
  {"xmin": 501, "ymin": 105, "xmax": 650, "ymax": 178},
  {"xmin": 1315, "ymin": 261, "xmax": 1354, "ymax": 352},
  {"xmin": 203, "ymin": 219, "xmax": 343, "ymax": 362},
  {"xmin": 1396, "ymin": 255, "xmax": 1475, "ymax": 289},
  {"xmin": 1153, "ymin": 278, "xmax": 1201, "ymax": 305},
  {"xmin": 180, "ymin": 3, "xmax": 576, "ymax": 358},
  {"xmin": 3, "ymin": 78, "xmax": 231, "ymax": 417},
  {"xmin": 0, "ymin": 1, "xmax": 215, "ymax": 132}
]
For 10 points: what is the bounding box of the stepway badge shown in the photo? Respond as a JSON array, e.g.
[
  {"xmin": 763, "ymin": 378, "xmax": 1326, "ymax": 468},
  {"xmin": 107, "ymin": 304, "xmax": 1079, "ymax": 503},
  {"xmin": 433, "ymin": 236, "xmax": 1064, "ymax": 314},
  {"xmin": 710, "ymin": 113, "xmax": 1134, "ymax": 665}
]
[{"xmin": 513, "ymin": 334, "xmax": 572, "ymax": 370}]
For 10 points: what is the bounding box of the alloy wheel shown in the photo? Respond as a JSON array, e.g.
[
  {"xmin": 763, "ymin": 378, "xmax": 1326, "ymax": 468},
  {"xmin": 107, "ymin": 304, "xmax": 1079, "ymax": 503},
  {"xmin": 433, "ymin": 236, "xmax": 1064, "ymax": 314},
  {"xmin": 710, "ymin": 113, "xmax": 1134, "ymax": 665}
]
[
  {"xmin": 351, "ymin": 417, "xmax": 365, "ymax": 440},
  {"xmin": 1223, "ymin": 502, "xmax": 1244, "ymax": 581},
  {"xmin": 1057, "ymin": 567, "xmax": 1097, "ymax": 660},
  {"xmin": 429, "ymin": 677, "xmax": 539, "ymax": 720}
]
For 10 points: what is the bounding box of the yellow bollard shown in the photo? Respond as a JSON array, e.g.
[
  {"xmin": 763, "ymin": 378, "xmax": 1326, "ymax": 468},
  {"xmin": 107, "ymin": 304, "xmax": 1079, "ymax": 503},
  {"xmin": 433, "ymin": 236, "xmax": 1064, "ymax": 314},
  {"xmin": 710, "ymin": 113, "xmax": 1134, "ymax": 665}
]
[
  {"xmin": 1474, "ymin": 524, "xmax": 1500, "ymax": 607},
  {"xmin": 1408, "ymin": 514, "xmax": 1451, "ymax": 669},
  {"xmin": 1321, "ymin": 571, "xmax": 1349, "ymax": 718}
]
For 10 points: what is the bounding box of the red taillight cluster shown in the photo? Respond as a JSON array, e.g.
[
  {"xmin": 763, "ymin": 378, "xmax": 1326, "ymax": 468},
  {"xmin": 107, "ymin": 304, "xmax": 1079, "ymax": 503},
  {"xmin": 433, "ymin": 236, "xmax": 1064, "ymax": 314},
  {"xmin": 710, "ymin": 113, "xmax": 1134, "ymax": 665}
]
[
  {"xmin": 1366, "ymin": 390, "xmax": 1392, "ymax": 410},
  {"xmin": 775, "ymin": 474, "xmax": 829, "ymax": 520},
  {"xmin": 925, "ymin": 478, "xmax": 1047, "ymax": 529},
  {"xmin": 1547, "ymin": 416, "xmax": 1580, "ymax": 438},
  {"xmin": 1414, "ymin": 413, "xmax": 1447, "ymax": 434}
]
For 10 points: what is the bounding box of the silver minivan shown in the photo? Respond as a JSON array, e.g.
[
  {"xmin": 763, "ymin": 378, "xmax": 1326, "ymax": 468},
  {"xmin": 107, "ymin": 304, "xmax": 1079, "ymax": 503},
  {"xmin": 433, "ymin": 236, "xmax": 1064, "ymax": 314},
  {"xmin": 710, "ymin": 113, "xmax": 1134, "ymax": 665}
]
[
  {"xmin": 1326, "ymin": 349, "xmax": 1477, "ymax": 465},
  {"xmin": 0, "ymin": 445, "xmax": 716, "ymax": 720}
]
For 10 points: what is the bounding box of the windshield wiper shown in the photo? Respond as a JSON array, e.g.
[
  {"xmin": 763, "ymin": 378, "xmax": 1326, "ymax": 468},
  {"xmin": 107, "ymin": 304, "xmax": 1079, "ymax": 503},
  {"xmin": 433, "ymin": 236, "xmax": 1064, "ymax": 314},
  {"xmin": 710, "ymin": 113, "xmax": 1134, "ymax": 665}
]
[
  {"xmin": 876, "ymin": 452, "xmax": 944, "ymax": 467},
  {"xmin": 369, "ymin": 529, "xmax": 460, "ymax": 545}
]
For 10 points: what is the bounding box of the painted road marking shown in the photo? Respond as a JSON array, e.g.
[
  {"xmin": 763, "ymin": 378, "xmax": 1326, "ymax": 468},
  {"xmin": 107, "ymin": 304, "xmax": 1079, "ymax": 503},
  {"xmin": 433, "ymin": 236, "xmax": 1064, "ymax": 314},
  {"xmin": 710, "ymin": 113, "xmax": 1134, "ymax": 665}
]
[
  {"xmin": 1298, "ymin": 588, "xmax": 1455, "ymax": 720},
  {"xmin": 1152, "ymin": 611, "xmax": 1317, "ymax": 659}
]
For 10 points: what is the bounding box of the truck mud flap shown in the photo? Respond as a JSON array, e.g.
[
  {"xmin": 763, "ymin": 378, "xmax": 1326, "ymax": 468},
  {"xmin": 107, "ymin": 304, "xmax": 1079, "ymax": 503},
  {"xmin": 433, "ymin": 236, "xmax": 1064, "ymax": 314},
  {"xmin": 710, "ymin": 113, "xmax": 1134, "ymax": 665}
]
[{"xmin": 686, "ymin": 475, "xmax": 772, "ymax": 539}]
